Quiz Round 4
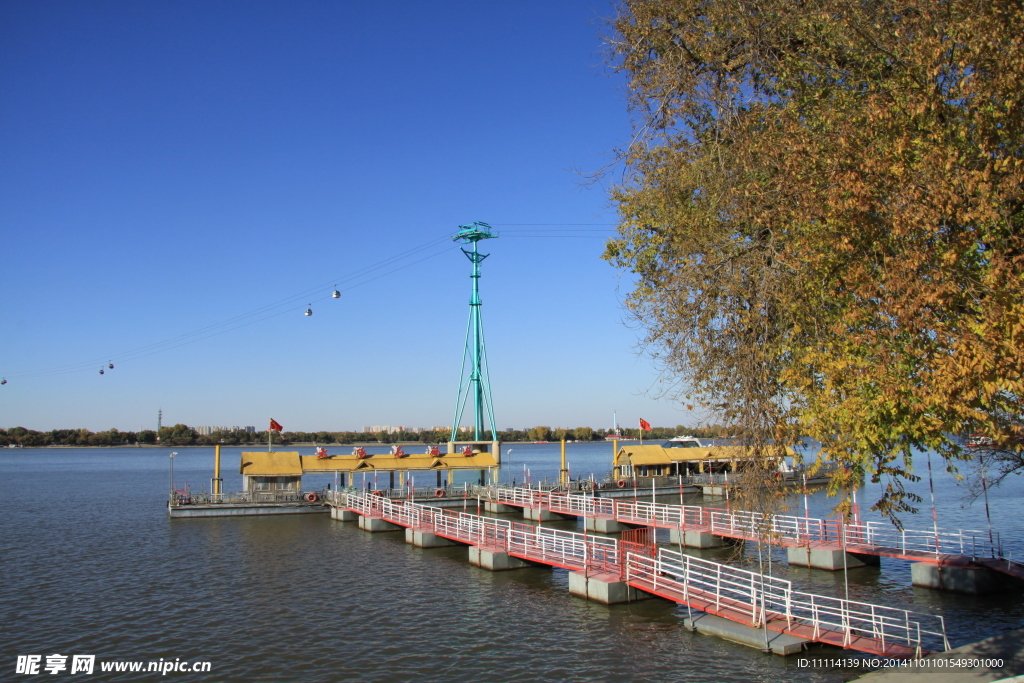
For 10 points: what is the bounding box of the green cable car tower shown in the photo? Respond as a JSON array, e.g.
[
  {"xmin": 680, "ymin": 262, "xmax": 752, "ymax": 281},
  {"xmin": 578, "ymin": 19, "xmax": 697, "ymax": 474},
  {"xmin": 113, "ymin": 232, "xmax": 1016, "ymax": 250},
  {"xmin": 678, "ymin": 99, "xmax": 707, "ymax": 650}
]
[{"xmin": 450, "ymin": 222, "xmax": 498, "ymax": 443}]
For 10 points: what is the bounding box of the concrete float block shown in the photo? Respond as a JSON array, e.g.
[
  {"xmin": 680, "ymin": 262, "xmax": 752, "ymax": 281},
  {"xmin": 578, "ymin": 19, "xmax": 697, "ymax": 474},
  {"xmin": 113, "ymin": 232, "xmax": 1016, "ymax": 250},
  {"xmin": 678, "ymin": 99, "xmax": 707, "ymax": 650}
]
[
  {"xmin": 683, "ymin": 613, "xmax": 810, "ymax": 656},
  {"xmin": 786, "ymin": 546, "xmax": 880, "ymax": 571},
  {"xmin": 568, "ymin": 571, "xmax": 654, "ymax": 604},
  {"xmin": 358, "ymin": 515, "xmax": 402, "ymax": 532},
  {"xmin": 524, "ymin": 507, "xmax": 576, "ymax": 522},
  {"xmin": 404, "ymin": 528, "xmax": 461, "ymax": 548},
  {"xmin": 468, "ymin": 546, "xmax": 531, "ymax": 571},
  {"xmin": 702, "ymin": 486, "xmax": 728, "ymax": 497},
  {"xmin": 911, "ymin": 562, "xmax": 999, "ymax": 594},
  {"xmin": 330, "ymin": 507, "xmax": 359, "ymax": 521},
  {"xmin": 484, "ymin": 501, "xmax": 520, "ymax": 514},
  {"xmin": 669, "ymin": 529, "xmax": 736, "ymax": 548},
  {"xmin": 585, "ymin": 517, "xmax": 636, "ymax": 533}
]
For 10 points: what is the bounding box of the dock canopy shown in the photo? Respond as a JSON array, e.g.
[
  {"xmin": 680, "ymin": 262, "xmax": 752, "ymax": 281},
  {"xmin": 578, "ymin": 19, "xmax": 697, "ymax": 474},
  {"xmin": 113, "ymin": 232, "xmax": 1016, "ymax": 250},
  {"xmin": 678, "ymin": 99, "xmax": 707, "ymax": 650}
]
[
  {"xmin": 614, "ymin": 443, "xmax": 795, "ymax": 477},
  {"xmin": 239, "ymin": 449, "xmax": 499, "ymax": 476}
]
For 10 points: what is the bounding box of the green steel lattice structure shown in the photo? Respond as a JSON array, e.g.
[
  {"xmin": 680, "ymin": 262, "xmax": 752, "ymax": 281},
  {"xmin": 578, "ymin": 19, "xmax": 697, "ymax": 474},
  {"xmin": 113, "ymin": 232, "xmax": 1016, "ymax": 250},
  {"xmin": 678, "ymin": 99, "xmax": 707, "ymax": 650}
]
[{"xmin": 450, "ymin": 222, "xmax": 498, "ymax": 442}]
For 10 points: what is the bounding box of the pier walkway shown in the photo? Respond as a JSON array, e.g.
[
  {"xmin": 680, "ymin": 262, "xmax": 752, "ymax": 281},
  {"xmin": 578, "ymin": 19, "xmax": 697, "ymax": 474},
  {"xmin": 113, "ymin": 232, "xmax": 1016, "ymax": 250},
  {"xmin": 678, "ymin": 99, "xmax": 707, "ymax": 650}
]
[
  {"xmin": 328, "ymin": 491, "xmax": 949, "ymax": 659},
  {"xmin": 482, "ymin": 486, "xmax": 1022, "ymax": 580}
]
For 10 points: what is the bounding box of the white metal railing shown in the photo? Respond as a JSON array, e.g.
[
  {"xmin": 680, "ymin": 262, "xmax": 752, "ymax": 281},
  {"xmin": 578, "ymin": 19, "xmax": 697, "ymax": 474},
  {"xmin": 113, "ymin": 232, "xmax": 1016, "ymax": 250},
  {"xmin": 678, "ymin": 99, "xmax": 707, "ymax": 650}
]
[
  {"xmin": 495, "ymin": 469, "xmax": 834, "ymax": 494},
  {"xmin": 484, "ymin": 486, "xmax": 1003, "ymax": 560},
  {"xmin": 626, "ymin": 548, "xmax": 948, "ymax": 655},
  {"xmin": 334, "ymin": 492, "xmax": 947, "ymax": 655},
  {"xmin": 170, "ymin": 490, "xmax": 326, "ymax": 506},
  {"xmin": 506, "ymin": 524, "xmax": 620, "ymax": 572},
  {"xmin": 333, "ymin": 484, "xmax": 474, "ymax": 500},
  {"xmin": 340, "ymin": 492, "xmax": 620, "ymax": 573}
]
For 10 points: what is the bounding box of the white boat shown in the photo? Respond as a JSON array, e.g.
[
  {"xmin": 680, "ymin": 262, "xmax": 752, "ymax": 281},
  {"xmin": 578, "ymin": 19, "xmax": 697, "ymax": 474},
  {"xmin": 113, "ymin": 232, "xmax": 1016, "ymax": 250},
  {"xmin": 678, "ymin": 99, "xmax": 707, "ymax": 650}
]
[
  {"xmin": 662, "ymin": 435, "xmax": 705, "ymax": 448},
  {"xmin": 967, "ymin": 433, "xmax": 994, "ymax": 448}
]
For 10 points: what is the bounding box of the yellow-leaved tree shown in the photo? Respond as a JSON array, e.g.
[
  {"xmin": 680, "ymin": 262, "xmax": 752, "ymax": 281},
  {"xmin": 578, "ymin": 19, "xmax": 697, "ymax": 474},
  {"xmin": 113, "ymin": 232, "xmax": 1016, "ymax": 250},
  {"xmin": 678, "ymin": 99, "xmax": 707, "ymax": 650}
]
[{"xmin": 604, "ymin": 0, "xmax": 1024, "ymax": 522}]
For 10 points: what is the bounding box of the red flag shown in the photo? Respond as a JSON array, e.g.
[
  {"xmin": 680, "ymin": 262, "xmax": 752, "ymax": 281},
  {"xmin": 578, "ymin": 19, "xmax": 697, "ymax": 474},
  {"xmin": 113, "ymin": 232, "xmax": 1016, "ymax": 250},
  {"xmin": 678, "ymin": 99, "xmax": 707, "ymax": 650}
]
[
  {"xmin": 639, "ymin": 418, "xmax": 651, "ymax": 431},
  {"xmin": 269, "ymin": 418, "xmax": 283, "ymax": 432}
]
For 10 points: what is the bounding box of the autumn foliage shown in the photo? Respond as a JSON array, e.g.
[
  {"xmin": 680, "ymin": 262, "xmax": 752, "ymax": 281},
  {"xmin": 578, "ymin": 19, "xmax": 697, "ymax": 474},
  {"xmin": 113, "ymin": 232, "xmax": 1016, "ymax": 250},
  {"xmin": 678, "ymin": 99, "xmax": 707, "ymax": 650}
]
[{"xmin": 604, "ymin": 0, "xmax": 1024, "ymax": 520}]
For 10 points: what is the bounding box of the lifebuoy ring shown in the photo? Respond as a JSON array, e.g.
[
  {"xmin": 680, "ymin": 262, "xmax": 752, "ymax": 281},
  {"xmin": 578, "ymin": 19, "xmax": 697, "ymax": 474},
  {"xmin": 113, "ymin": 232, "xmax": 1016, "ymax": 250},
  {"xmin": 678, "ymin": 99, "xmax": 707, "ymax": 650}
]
[
  {"xmin": 434, "ymin": 488, "xmax": 445, "ymax": 498},
  {"xmin": 617, "ymin": 480, "xmax": 626, "ymax": 489},
  {"xmin": 305, "ymin": 492, "xmax": 319, "ymax": 503},
  {"xmin": 371, "ymin": 490, "xmax": 383, "ymax": 497}
]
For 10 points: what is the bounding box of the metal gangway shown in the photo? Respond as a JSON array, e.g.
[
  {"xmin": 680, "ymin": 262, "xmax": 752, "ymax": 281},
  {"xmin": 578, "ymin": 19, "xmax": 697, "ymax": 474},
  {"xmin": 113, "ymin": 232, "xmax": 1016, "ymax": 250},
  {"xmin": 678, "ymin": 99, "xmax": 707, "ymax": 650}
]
[
  {"xmin": 331, "ymin": 491, "xmax": 948, "ymax": 657},
  {"xmin": 484, "ymin": 486, "xmax": 1010, "ymax": 565},
  {"xmin": 626, "ymin": 548, "xmax": 948, "ymax": 658}
]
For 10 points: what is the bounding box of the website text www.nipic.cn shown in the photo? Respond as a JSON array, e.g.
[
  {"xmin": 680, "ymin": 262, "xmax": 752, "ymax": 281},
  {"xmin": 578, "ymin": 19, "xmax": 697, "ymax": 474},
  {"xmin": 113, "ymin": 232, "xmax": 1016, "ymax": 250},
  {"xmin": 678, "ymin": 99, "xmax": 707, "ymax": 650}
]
[{"xmin": 16, "ymin": 655, "xmax": 212, "ymax": 675}]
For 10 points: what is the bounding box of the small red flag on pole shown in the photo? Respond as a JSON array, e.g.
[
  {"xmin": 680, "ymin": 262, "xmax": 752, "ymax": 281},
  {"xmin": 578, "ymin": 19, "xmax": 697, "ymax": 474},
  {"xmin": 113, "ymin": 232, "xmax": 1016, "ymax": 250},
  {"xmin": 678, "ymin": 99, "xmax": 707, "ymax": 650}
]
[
  {"xmin": 639, "ymin": 418, "xmax": 650, "ymax": 445},
  {"xmin": 268, "ymin": 418, "xmax": 282, "ymax": 452}
]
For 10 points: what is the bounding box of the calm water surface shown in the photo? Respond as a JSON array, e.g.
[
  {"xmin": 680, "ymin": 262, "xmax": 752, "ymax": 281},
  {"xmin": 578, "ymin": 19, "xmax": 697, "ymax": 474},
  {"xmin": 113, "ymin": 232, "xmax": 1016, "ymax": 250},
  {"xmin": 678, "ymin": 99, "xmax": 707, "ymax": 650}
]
[{"xmin": 2, "ymin": 445, "xmax": 1021, "ymax": 682}]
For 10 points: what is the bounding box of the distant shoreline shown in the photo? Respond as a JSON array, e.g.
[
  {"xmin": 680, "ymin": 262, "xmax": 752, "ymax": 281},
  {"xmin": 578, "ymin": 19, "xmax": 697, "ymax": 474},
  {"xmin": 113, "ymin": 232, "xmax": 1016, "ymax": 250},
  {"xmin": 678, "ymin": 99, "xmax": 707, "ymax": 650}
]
[{"xmin": 4, "ymin": 441, "xmax": 529, "ymax": 450}]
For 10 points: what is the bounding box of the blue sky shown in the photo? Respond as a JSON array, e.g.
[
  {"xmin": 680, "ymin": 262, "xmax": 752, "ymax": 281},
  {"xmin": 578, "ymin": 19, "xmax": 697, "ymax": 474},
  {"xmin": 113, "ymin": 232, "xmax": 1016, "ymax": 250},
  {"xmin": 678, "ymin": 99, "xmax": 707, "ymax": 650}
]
[{"xmin": 0, "ymin": 1, "xmax": 702, "ymax": 433}]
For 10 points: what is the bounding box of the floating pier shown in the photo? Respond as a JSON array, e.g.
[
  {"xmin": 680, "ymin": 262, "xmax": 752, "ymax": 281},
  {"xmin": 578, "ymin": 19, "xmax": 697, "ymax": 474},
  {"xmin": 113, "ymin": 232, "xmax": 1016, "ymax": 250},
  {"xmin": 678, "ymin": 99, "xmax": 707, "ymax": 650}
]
[
  {"xmin": 480, "ymin": 486, "xmax": 1024, "ymax": 595},
  {"xmin": 327, "ymin": 490, "xmax": 950, "ymax": 659}
]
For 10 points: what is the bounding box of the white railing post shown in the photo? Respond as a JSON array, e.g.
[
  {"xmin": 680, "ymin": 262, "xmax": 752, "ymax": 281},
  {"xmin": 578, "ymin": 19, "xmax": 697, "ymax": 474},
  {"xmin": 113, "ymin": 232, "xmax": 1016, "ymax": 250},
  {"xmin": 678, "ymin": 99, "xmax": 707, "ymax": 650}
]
[
  {"xmin": 879, "ymin": 612, "xmax": 886, "ymax": 652},
  {"xmin": 751, "ymin": 574, "xmax": 759, "ymax": 625},
  {"xmin": 807, "ymin": 595, "xmax": 816, "ymax": 639},
  {"xmin": 716, "ymin": 563, "xmax": 721, "ymax": 611},
  {"xmin": 842, "ymin": 596, "xmax": 851, "ymax": 648}
]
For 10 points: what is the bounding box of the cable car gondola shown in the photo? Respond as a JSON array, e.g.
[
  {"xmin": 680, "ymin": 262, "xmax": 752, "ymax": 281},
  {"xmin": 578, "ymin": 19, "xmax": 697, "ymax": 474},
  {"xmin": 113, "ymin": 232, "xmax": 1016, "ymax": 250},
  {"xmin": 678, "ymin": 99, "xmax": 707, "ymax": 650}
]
[
  {"xmin": 304, "ymin": 304, "xmax": 313, "ymax": 316},
  {"xmin": 99, "ymin": 368, "xmax": 105, "ymax": 375},
  {"xmin": 332, "ymin": 286, "xmax": 340, "ymax": 299},
  {"xmin": 1, "ymin": 378, "xmax": 6, "ymax": 385},
  {"xmin": 108, "ymin": 362, "xmax": 114, "ymax": 369}
]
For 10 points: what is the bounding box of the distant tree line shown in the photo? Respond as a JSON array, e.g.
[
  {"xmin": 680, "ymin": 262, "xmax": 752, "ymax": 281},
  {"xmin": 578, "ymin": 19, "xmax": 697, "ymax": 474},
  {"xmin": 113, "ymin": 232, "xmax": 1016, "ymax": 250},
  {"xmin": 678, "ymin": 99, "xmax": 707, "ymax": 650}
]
[{"xmin": 0, "ymin": 424, "xmax": 730, "ymax": 447}]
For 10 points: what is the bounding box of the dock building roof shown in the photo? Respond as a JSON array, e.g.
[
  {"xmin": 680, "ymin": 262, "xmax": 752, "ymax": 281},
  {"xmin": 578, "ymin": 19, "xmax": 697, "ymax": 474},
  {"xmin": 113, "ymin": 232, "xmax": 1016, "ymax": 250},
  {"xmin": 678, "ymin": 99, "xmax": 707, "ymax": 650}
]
[
  {"xmin": 240, "ymin": 450, "xmax": 498, "ymax": 477},
  {"xmin": 614, "ymin": 443, "xmax": 795, "ymax": 468}
]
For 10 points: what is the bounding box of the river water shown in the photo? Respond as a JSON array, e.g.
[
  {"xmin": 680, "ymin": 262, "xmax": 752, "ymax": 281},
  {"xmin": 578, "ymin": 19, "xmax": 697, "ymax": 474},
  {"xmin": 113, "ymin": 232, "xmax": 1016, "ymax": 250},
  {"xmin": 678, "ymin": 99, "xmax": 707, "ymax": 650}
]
[{"xmin": 2, "ymin": 444, "xmax": 1021, "ymax": 682}]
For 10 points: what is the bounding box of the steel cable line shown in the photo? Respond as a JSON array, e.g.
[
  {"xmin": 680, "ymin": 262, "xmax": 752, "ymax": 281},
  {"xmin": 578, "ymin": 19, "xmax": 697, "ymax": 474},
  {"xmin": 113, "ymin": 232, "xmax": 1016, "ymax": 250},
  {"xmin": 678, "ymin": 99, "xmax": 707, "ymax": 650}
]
[
  {"xmin": 490, "ymin": 223, "xmax": 616, "ymax": 225},
  {"xmin": 8, "ymin": 242, "xmax": 458, "ymax": 378},
  {"xmin": 3, "ymin": 234, "xmax": 456, "ymax": 379},
  {"xmin": 67, "ymin": 242, "xmax": 461, "ymax": 371},
  {"xmin": 500, "ymin": 228, "xmax": 614, "ymax": 238},
  {"xmin": 3, "ymin": 225, "xmax": 617, "ymax": 380}
]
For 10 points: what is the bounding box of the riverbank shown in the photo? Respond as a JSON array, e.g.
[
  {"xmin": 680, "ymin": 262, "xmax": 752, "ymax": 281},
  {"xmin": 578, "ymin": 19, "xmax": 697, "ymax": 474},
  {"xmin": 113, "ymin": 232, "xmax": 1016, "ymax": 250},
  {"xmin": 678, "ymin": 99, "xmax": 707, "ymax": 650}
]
[
  {"xmin": 8, "ymin": 442, "xmax": 453, "ymax": 449},
  {"xmin": 7, "ymin": 440, "xmax": 623, "ymax": 449}
]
